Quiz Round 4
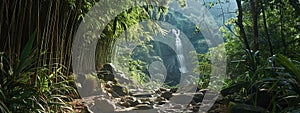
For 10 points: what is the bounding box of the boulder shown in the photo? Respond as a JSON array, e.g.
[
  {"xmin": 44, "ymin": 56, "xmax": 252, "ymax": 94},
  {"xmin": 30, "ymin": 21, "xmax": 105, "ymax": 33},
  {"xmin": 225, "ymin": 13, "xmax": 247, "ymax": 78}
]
[
  {"xmin": 76, "ymin": 74, "xmax": 103, "ymax": 97},
  {"xmin": 97, "ymin": 70, "xmax": 115, "ymax": 82},
  {"xmin": 88, "ymin": 97, "xmax": 116, "ymax": 113},
  {"xmin": 99, "ymin": 63, "xmax": 133, "ymax": 86},
  {"xmin": 171, "ymin": 93, "xmax": 194, "ymax": 104},
  {"xmin": 192, "ymin": 92, "xmax": 204, "ymax": 103},
  {"xmin": 161, "ymin": 91, "xmax": 173, "ymax": 100},
  {"xmin": 109, "ymin": 83, "xmax": 130, "ymax": 97}
]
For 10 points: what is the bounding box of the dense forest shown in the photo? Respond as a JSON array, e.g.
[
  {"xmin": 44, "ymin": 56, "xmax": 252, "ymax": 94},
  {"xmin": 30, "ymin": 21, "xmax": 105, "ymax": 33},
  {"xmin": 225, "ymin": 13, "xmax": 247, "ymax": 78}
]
[{"xmin": 0, "ymin": 0, "xmax": 299, "ymax": 113}]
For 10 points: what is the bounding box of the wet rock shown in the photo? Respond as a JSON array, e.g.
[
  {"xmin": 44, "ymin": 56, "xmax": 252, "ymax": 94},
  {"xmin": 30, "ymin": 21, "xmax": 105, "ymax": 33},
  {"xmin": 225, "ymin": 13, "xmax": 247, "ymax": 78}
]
[
  {"xmin": 119, "ymin": 96, "xmax": 139, "ymax": 107},
  {"xmin": 161, "ymin": 91, "xmax": 173, "ymax": 100},
  {"xmin": 104, "ymin": 81, "xmax": 114, "ymax": 88},
  {"xmin": 119, "ymin": 95, "xmax": 155, "ymax": 108},
  {"xmin": 108, "ymin": 84, "xmax": 129, "ymax": 97},
  {"xmin": 139, "ymin": 98, "xmax": 151, "ymax": 103},
  {"xmin": 117, "ymin": 107, "xmax": 158, "ymax": 113},
  {"xmin": 139, "ymin": 99, "xmax": 152, "ymax": 105},
  {"xmin": 132, "ymin": 104, "xmax": 153, "ymax": 110},
  {"xmin": 89, "ymin": 97, "xmax": 116, "ymax": 113},
  {"xmin": 170, "ymin": 87, "xmax": 178, "ymax": 93},
  {"xmin": 102, "ymin": 63, "xmax": 117, "ymax": 72},
  {"xmin": 76, "ymin": 74, "xmax": 102, "ymax": 97},
  {"xmin": 192, "ymin": 92, "xmax": 204, "ymax": 103},
  {"xmin": 171, "ymin": 93, "xmax": 194, "ymax": 104},
  {"xmin": 156, "ymin": 102, "xmax": 194, "ymax": 113},
  {"xmin": 100, "ymin": 63, "xmax": 133, "ymax": 84},
  {"xmin": 81, "ymin": 95, "xmax": 115, "ymax": 113},
  {"xmin": 119, "ymin": 101, "xmax": 131, "ymax": 108},
  {"xmin": 155, "ymin": 96, "xmax": 167, "ymax": 105},
  {"xmin": 159, "ymin": 87, "xmax": 169, "ymax": 92},
  {"xmin": 97, "ymin": 70, "xmax": 115, "ymax": 82},
  {"xmin": 132, "ymin": 93, "xmax": 152, "ymax": 98},
  {"xmin": 155, "ymin": 87, "xmax": 168, "ymax": 94},
  {"xmin": 189, "ymin": 102, "xmax": 201, "ymax": 112},
  {"xmin": 199, "ymin": 88, "xmax": 209, "ymax": 94}
]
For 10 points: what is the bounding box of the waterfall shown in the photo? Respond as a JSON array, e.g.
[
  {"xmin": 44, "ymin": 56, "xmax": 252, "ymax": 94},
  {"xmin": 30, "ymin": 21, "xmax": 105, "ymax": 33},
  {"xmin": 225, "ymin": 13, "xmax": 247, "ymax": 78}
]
[{"xmin": 172, "ymin": 29, "xmax": 187, "ymax": 73}]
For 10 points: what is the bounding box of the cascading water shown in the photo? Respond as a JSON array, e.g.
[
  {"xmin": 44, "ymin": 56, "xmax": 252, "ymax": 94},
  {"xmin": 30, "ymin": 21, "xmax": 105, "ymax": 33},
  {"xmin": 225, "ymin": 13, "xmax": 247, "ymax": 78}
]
[{"xmin": 172, "ymin": 29, "xmax": 187, "ymax": 73}]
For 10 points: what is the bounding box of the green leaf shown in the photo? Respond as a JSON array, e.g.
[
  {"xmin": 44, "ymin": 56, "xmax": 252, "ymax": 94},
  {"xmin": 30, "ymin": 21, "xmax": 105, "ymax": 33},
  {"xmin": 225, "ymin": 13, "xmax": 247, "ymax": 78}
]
[
  {"xmin": 209, "ymin": 2, "xmax": 214, "ymax": 8},
  {"xmin": 20, "ymin": 29, "xmax": 36, "ymax": 62},
  {"xmin": 0, "ymin": 100, "xmax": 10, "ymax": 113},
  {"xmin": 16, "ymin": 55, "xmax": 36, "ymax": 73},
  {"xmin": 221, "ymin": 81, "xmax": 251, "ymax": 96},
  {"xmin": 275, "ymin": 54, "xmax": 300, "ymax": 83}
]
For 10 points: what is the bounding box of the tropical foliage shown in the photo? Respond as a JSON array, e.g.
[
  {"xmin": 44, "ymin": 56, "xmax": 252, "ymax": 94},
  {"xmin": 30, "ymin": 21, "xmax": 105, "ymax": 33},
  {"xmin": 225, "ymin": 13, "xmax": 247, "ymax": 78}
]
[
  {"xmin": 0, "ymin": 0, "xmax": 299, "ymax": 112},
  {"xmin": 218, "ymin": 0, "xmax": 300, "ymax": 112}
]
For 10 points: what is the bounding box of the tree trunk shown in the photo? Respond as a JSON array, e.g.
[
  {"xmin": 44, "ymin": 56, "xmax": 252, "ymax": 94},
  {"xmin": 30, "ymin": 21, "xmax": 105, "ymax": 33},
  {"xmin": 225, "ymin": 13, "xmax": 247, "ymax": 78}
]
[
  {"xmin": 250, "ymin": 0, "xmax": 259, "ymax": 52},
  {"xmin": 280, "ymin": 3, "xmax": 287, "ymax": 55},
  {"xmin": 261, "ymin": 2, "xmax": 274, "ymax": 56},
  {"xmin": 236, "ymin": 0, "xmax": 251, "ymax": 51},
  {"xmin": 95, "ymin": 38, "xmax": 116, "ymax": 71}
]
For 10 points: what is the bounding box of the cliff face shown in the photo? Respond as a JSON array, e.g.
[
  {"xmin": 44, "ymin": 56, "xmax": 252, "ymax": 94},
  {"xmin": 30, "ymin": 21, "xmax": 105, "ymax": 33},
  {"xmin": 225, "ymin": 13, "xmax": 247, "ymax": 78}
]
[
  {"xmin": 157, "ymin": 8, "xmax": 208, "ymax": 54},
  {"xmin": 129, "ymin": 7, "xmax": 209, "ymax": 86},
  {"xmin": 130, "ymin": 0, "xmax": 237, "ymax": 86}
]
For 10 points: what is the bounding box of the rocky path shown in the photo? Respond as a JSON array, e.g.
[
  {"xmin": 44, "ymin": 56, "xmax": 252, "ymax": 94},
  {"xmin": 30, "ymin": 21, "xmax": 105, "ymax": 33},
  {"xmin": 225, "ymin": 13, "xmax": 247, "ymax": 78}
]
[
  {"xmin": 70, "ymin": 87, "xmax": 228, "ymax": 113},
  {"xmin": 70, "ymin": 64, "xmax": 228, "ymax": 113}
]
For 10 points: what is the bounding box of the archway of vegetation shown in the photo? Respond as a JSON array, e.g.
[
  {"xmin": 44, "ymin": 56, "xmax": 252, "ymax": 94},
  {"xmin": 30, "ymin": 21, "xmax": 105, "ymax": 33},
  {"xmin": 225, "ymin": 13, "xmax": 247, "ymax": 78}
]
[{"xmin": 0, "ymin": 0, "xmax": 299, "ymax": 112}]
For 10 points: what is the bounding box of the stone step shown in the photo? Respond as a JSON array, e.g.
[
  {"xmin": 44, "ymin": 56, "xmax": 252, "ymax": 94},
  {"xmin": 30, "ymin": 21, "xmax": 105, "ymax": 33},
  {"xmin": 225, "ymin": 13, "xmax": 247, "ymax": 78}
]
[{"xmin": 132, "ymin": 93, "xmax": 152, "ymax": 98}]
